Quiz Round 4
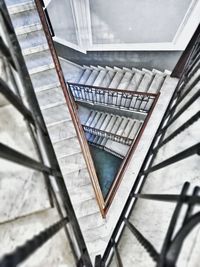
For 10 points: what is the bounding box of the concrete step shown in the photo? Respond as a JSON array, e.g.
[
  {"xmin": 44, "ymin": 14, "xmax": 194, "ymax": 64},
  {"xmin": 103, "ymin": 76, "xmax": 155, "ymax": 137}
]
[
  {"xmin": 127, "ymin": 71, "xmax": 144, "ymax": 91},
  {"xmin": 41, "ymin": 103, "xmax": 70, "ymax": 126},
  {"xmin": 85, "ymin": 69, "xmax": 99, "ymax": 85},
  {"xmin": 89, "ymin": 112, "xmax": 102, "ymax": 128},
  {"xmin": 95, "ymin": 113, "xmax": 107, "ymax": 129},
  {"xmin": 117, "ymin": 71, "xmax": 134, "ymax": 90},
  {"xmin": 22, "ymin": 43, "xmax": 48, "ymax": 56},
  {"xmin": 104, "ymin": 139, "xmax": 130, "ymax": 158},
  {"xmin": 121, "ymin": 119, "xmax": 136, "ymax": 138},
  {"xmin": 128, "ymin": 120, "xmax": 143, "ymax": 140},
  {"xmin": 93, "ymin": 69, "xmax": 107, "ymax": 86},
  {"xmin": 110, "ymin": 116, "xmax": 123, "ymax": 134},
  {"xmin": 104, "ymin": 115, "xmax": 117, "ymax": 133},
  {"xmin": 74, "ymin": 198, "xmax": 99, "ymax": 219},
  {"xmin": 53, "ymin": 137, "xmax": 81, "ymax": 158},
  {"xmin": 63, "ymin": 168, "xmax": 91, "ymax": 189},
  {"xmin": 100, "ymin": 69, "xmax": 116, "ymax": 87},
  {"xmin": 10, "ymin": 4, "xmax": 40, "ymax": 29},
  {"xmin": 8, "ymin": 1, "xmax": 35, "ymax": 14},
  {"xmin": 58, "ymin": 152, "xmax": 87, "ymax": 175},
  {"xmin": 148, "ymin": 73, "xmax": 166, "ymax": 93},
  {"xmin": 31, "ymin": 68, "xmax": 59, "ymax": 89},
  {"xmin": 137, "ymin": 72, "xmax": 154, "ymax": 92},
  {"xmin": 78, "ymin": 68, "xmax": 92, "ymax": 84},
  {"xmin": 36, "ymin": 85, "xmax": 64, "ymax": 108},
  {"xmin": 48, "ymin": 120, "xmax": 76, "ymax": 143},
  {"xmin": 99, "ymin": 114, "xmax": 112, "ymax": 131},
  {"xmin": 109, "ymin": 70, "xmax": 124, "ymax": 88},
  {"xmin": 84, "ymin": 110, "xmax": 97, "ymax": 126},
  {"xmin": 24, "ymin": 50, "xmax": 53, "ymax": 70},
  {"xmin": 115, "ymin": 117, "xmax": 129, "ymax": 136}
]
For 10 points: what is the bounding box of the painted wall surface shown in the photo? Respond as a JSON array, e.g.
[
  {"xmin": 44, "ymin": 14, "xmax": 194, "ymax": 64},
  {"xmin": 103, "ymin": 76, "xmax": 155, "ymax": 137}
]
[
  {"xmin": 47, "ymin": 0, "xmax": 78, "ymax": 45},
  {"xmin": 90, "ymin": 0, "xmax": 191, "ymax": 44},
  {"xmin": 55, "ymin": 42, "xmax": 182, "ymax": 71}
]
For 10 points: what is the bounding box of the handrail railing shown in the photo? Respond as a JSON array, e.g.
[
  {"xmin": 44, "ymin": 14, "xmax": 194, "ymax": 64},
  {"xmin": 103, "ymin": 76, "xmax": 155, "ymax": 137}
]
[
  {"xmin": 97, "ymin": 24, "xmax": 200, "ymax": 267},
  {"xmin": 68, "ymin": 82, "xmax": 157, "ymax": 113}
]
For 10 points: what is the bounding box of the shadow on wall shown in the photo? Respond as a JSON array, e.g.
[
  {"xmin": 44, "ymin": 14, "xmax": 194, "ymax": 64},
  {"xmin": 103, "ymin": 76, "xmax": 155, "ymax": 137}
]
[{"xmin": 55, "ymin": 41, "xmax": 182, "ymax": 71}]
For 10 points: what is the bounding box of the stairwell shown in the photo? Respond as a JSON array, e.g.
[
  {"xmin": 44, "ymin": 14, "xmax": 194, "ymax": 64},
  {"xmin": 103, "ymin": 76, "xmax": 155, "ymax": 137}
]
[{"xmin": 3, "ymin": 0, "xmax": 179, "ymax": 264}]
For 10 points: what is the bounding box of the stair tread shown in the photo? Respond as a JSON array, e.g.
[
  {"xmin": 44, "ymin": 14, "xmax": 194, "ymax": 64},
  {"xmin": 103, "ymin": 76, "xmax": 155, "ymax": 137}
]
[
  {"xmin": 104, "ymin": 139, "xmax": 130, "ymax": 157},
  {"xmin": 115, "ymin": 117, "xmax": 129, "ymax": 136},
  {"xmin": 109, "ymin": 71, "xmax": 124, "ymax": 88},
  {"xmin": 117, "ymin": 71, "xmax": 133, "ymax": 90},
  {"xmin": 93, "ymin": 69, "xmax": 107, "ymax": 86},
  {"xmin": 100, "ymin": 70, "xmax": 116, "ymax": 87},
  {"xmin": 128, "ymin": 120, "xmax": 143, "ymax": 139},
  {"xmin": 110, "ymin": 116, "xmax": 123, "ymax": 134},
  {"xmin": 78, "ymin": 68, "xmax": 92, "ymax": 84},
  {"xmin": 137, "ymin": 72, "xmax": 154, "ymax": 92},
  {"xmin": 85, "ymin": 69, "xmax": 99, "ymax": 85},
  {"xmin": 148, "ymin": 73, "xmax": 165, "ymax": 93},
  {"xmin": 127, "ymin": 72, "xmax": 144, "ymax": 91}
]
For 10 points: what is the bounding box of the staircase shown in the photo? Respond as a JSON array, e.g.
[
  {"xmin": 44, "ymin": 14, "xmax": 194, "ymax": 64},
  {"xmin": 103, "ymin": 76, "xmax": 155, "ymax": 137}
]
[{"xmin": 4, "ymin": 0, "xmax": 179, "ymax": 264}]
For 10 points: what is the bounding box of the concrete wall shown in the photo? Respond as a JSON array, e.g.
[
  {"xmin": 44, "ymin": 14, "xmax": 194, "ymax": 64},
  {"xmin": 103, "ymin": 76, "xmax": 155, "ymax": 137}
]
[{"xmin": 55, "ymin": 42, "xmax": 182, "ymax": 71}]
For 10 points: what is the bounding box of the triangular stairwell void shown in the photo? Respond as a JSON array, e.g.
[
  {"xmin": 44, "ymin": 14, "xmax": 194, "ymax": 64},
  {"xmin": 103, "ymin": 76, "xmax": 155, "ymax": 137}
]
[{"xmin": 68, "ymin": 66, "xmax": 162, "ymax": 211}]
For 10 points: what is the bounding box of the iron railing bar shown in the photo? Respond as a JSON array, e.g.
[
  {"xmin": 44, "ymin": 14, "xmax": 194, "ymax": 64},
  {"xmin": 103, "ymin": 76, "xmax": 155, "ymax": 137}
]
[
  {"xmin": 132, "ymin": 193, "xmax": 200, "ymax": 205},
  {"xmin": 68, "ymin": 82, "xmax": 158, "ymax": 97},
  {"xmin": 158, "ymin": 89, "xmax": 200, "ymax": 136},
  {"xmin": 0, "ymin": 78, "xmax": 36, "ymax": 126},
  {"xmin": 0, "ymin": 217, "xmax": 68, "ymax": 267},
  {"xmin": 0, "ymin": 36, "xmax": 16, "ymax": 70},
  {"xmin": 0, "ymin": 143, "xmax": 61, "ymax": 177},
  {"xmin": 182, "ymin": 186, "xmax": 200, "ymax": 226},
  {"xmin": 113, "ymin": 242, "xmax": 123, "ymax": 267},
  {"xmin": 153, "ymin": 111, "xmax": 200, "ymax": 151},
  {"xmin": 143, "ymin": 143, "xmax": 200, "ymax": 174},
  {"xmin": 158, "ymin": 182, "xmax": 190, "ymax": 267},
  {"xmin": 124, "ymin": 219, "xmax": 159, "ymax": 262},
  {"xmin": 26, "ymin": 122, "xmax": 54, "ymax": 207}
]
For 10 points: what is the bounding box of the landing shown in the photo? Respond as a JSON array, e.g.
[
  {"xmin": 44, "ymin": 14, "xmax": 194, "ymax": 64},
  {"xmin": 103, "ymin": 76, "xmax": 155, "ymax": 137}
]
[{"xmin": 89, "ymin": 145, "xmax": 122, "ymax": 198}]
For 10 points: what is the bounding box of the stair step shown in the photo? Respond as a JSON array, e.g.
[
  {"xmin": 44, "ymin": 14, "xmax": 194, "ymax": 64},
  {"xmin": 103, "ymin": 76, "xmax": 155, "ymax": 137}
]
[
  {"xmin": 117, "ymin": 71, "xmax": 133, "ymax": 90},
  {"xmin": 10, "ymin": 5, "xmax": 40, "ymax": 29},
  {"xmin": 93, "ymin": 69, "xmax": 107, "ymax": 86},
  {"xmin": 110, "ymin": 116, "xmax": 123, "ymax": 134},
  {"xmin": 109, "ymin": 70, "xmax": 124, "ymax": 88},
  {"xmin": 100, "ymin": 69, "xmax": 116, "ymax": 87},
  {"xmin": 42, "ymin": 103, "xmax": 70, "ymax": 126},
  {"xmin": 36, "ymin": 86, "xmax": 64, "ymax": 108},
  {"xmin": 15, "ymin": 23, "xmax": 42, "ymax": 35},
  {"xmin": 58, "ymin": 152, "xmax": 87, "ymax": 175},
  {"xmin": 68, "ymin": 184, "xmax": 95, "ymax": 205},
  {"xmin": 116, "ymin": 117, "xmax": 129, "ymax": 136},
  {"xmin": 95, "ymin": 113, "xmax": 107, "ymax": 129},
  {"xmin": 137, "ymin": 72, "xmax": 154, "ymax": 92},
  {"xmin": 63, "ymin": 168, "xmax": 91, "ymax": 188},
  {"xmin": 104, "ymin": 140, "xmax": 130, "ymax": 158},
  {"xmin": 25, "ymin": 50, "xmax": 53, "ymax": 70},
  {"xmin": 53, "ymin": 137, "xmax": 81, "ymax": 158},
  {"xmin": 105, "ymin": 115, "xmax": 117, "ymax": 133},
  {"xmin": 22, "ymin": 43, "xmax": 48, "ymax": 56},
  {"xmin": 30, "ymin": 68, "xmax": 59, "ymax": 89},
  {"xmin": 18, "ymin": 27, "xmax": 48, "ymax": 53},
  {"xmin": 89, "ymin": 112, "xmax": 102, "ymax": 128},
  {"xmin": 128, "ymin": 120, "xmax": 143, "ymax": 140},
  {"xmin": 148, "ymin": 73, "xmax": 165, "ymax": 93},
  {"xmin": 84, "ymin": 110, "xmax": 96, "ymax": 126},
  {"xmin": 8, "ymin": 1, "xmax": 35, "ymax": 14},
  {"xmin": 99, "ymin": 114, "xmax": 112, "ymax": 131},
  {"xmin": 142, "ymin": 68, "xmax": 153, "ymax": 75},
  {"xmin": 74, "ymin": 198, "xmax": 99, "ymax": 219},
  {"xmin": 122, "ymin": 119, "xmax": 135, "ymax": 138},
  {"xmin": 127, "ymin": 71, "xmax": 144, "ymax": 91},
  {"xmin": 29, "ymin": 63, "xmax": 55, "ymax": 75},
  {"xmin": 78, "ymin": 212, "xmax": 103, "ymax": 231},
  {"xmin": 48, "ymin": 120, "xmax": 76, "ymax": 143},
  {"xmin": 85, "ymin": 69, "xmax": 99, "ymax": 85},
  {"xmin": 78, "ymin": 68, "xmax": 92, "ymax": 84}
]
